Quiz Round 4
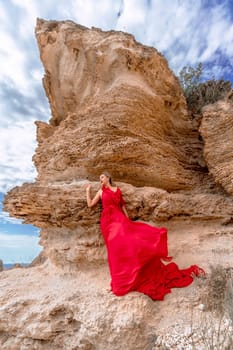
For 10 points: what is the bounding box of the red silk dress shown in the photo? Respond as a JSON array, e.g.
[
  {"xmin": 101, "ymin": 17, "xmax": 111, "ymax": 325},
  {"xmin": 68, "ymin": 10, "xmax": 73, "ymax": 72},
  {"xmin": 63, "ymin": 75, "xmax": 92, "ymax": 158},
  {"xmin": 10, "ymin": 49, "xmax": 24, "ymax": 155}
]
[{"xmin": 100, "ymin": 186, "xmax": 205, "ymax": 301}]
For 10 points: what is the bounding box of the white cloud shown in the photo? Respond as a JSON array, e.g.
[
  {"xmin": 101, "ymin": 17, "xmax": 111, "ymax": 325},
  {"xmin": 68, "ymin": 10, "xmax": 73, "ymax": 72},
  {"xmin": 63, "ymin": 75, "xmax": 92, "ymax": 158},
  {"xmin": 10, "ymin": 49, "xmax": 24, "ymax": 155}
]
[
  {"xmin": 0, "ymin": 211, "xmax": 23, "ymax": 225},
  {"xmin": 0, "ymin": 2, "xmax": 7, "ymax": 21},
  {"xmin": 0, "ymin": 120, "xmax": 37, "ymax": 192},
  {"xmin": 68, "ymin": 0, "xmax": 121, "ymax": 29},
  {"xmin": 0, "ymin": 232, "xmax": 41, "ymax": 263},
  {"xmin": 116, "ymin": 0, "xmax": 145, "ymax": 31},
  {"xmin": 153, "ymin": 0, "xmax": 233, "ymax": 73},
  {"xmin": 11, "ymin": 0, "xmax": 39, "ymax": 38},
  {"xmin": 0, "ymin": 1, "xmax": 45, "ymax": 93},
  {"xmin": 0, "ymin": 30, "xmax": 29, "ymax": 92},
  {"xmin": 198, "ymin": 3, "xmax": 232, "ymax": 62}
]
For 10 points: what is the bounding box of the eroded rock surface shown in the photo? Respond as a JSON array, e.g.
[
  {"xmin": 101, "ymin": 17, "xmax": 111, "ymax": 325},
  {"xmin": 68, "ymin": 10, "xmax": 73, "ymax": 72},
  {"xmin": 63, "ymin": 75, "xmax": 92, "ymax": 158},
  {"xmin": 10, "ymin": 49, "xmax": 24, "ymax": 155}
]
[
  {"xmin": 200, "ymin": 92, "xmax": 233, "ymax": 196},
  {"xmin": 34, "ymin": 18, "xmax": 206, "ymax": 191},
  {"xmin": 0, "ymin": 262, "xmax": 155, "ymax": 350}
]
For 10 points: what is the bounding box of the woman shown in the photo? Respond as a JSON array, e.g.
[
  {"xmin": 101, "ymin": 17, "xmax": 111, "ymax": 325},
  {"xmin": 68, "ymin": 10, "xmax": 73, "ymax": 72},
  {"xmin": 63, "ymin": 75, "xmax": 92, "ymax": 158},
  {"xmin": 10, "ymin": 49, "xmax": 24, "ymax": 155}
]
[{"xmin": 86, "ymin": 172, "xmax": 205, "ymax": 301}]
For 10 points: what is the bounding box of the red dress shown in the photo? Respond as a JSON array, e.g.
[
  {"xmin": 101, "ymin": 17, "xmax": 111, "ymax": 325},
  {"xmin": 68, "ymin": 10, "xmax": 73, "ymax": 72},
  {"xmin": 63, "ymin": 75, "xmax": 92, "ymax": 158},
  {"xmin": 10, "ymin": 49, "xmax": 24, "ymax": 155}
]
[{"xmin": 100, "ymin": 186, "xmax": 204, "ymax": 301}]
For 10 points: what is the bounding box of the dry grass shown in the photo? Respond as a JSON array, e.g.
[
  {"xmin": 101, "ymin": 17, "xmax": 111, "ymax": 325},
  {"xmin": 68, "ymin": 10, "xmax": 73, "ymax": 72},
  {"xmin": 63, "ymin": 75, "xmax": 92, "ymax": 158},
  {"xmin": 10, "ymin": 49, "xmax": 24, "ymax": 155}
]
[
  {"xmin": 200, "ymin": 265, "xmax": 233, "ymax": 318},
  {"xmin": 150, "ymin": 265, "xmax": 233, "ymax": 349},
  {"xmin": 190, "ymin": 265, "xmax": 233, "ymax": 350}
]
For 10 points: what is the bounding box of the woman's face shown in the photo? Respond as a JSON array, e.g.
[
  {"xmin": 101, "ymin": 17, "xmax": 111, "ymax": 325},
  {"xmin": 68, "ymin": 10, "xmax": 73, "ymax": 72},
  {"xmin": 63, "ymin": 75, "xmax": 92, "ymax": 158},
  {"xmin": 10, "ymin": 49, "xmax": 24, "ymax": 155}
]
[{"xmin": 100, "ymin": 174, "xmax": 109, "ymax": 187}]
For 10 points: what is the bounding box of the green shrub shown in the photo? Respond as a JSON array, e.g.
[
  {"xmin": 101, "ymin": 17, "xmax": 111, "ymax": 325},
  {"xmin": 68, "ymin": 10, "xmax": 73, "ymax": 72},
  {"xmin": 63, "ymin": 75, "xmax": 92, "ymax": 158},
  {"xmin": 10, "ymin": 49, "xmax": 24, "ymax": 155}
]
[{"xmin": 178, "ymin": 64, "xmax": 232, "ymax": 114}]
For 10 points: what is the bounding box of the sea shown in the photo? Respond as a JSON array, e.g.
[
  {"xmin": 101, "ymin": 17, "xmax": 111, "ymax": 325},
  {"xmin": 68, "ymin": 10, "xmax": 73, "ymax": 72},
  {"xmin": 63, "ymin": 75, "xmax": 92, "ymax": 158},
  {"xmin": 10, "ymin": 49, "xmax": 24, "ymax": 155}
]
[{"xmin": 3, "ymin": 263, "xmax": 29, "ymax": 270}]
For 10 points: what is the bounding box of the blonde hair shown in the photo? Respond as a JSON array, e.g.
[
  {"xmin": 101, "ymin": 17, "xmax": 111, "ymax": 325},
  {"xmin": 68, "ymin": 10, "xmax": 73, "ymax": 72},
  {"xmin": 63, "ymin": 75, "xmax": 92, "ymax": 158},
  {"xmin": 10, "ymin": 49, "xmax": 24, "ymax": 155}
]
[{"xmin": 101, "ymin": 171, "xmax": 113, "ymax": 185}]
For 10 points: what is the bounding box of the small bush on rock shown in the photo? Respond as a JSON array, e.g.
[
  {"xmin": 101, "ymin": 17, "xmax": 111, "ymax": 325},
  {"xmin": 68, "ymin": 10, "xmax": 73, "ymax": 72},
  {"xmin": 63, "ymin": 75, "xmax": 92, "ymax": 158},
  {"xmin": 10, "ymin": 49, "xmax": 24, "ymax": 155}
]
[{"xmin": 178, "ymin": 63, "xmax": 232, "ymax": 114}]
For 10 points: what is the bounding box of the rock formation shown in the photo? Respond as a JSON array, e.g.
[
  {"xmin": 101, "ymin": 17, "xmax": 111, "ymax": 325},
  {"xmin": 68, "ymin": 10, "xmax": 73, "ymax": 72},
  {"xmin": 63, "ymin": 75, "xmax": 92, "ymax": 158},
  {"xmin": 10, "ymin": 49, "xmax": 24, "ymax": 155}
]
[
  {"xmin": 4, "ymin": 180, "xmax": 233, "ymax": 269},
  {"xmin": 34, "ymin": 18, "xmax": 207, "ymax": 191},
  {"xmin": 1, "ymin": 18, "xmax": 233, "ymax": 349},
  {"xmin": 200, "ymin": 91, "xmax": 233, "ymax": 196}
]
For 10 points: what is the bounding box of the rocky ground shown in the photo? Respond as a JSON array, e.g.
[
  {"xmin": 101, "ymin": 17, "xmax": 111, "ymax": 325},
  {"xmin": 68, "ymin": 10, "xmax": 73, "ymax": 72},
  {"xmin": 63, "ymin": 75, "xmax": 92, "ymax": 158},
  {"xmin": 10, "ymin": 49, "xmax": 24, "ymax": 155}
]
[{"xmin": 0, "ymin": 219, "xmax": 232, "ymax": 349}]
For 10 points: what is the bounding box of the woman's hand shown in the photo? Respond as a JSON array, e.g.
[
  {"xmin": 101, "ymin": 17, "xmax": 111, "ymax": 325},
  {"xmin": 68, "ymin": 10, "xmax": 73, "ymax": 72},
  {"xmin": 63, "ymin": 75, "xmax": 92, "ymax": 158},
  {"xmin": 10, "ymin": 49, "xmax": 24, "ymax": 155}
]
[{"xmin": 85, "ymin": 183, "xmax": 91, "ymax": 192}]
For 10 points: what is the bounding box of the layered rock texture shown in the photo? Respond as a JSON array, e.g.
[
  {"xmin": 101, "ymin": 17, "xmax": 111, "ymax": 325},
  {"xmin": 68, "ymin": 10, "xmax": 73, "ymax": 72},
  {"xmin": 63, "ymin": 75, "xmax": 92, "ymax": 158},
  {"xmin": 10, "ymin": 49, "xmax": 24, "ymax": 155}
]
[
  {"xmin": 34, "ymin": 18, "xmax": 206, "ymax": 191},
  {"xmin": 4, "ymin": 180, "xmax": 233, "ymax": 269},
  {"xmin": 200, "ymin": 92, "xmax": 233, "ymax": 196},
  {"xmin": 1, "ymin": 19, "xmax": 233, "ymax": 349}
]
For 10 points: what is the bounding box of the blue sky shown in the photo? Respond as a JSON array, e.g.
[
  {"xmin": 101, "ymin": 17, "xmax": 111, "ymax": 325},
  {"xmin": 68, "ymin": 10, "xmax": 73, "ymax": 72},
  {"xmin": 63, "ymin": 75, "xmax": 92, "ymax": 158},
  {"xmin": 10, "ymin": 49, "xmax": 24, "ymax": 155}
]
[
  {"xmin": 0, "ymin": 193, "xmax": 41, "ymax": 263},
  {"xmin": 0, "ymin": 0, "xmax": 233, "ymax": 263}
]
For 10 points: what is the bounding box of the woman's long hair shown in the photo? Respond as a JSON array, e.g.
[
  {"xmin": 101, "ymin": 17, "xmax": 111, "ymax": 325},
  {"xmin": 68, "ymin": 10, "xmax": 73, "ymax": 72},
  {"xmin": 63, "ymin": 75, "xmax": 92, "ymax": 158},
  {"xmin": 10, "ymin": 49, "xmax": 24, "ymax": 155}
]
[{"xmin": 102, "ymin": 171, "xmax": 113, "ymax": 185}]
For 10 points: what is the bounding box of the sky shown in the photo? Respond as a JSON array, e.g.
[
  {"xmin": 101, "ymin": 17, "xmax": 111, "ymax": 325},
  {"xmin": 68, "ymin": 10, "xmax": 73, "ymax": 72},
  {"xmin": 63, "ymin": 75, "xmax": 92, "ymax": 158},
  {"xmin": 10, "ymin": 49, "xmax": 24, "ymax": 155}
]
[{"xmin": 0, "ymin": 0, "xmax": 233, "ymax": 263}]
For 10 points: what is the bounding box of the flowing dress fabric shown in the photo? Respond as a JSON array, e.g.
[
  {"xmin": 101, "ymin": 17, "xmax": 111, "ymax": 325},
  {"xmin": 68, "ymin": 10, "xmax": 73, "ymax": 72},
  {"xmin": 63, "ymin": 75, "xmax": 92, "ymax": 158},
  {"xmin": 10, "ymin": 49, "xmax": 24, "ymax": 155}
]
[{"xmin": 100, "ymin": 186, "xmax": 204, "ymax": 301}]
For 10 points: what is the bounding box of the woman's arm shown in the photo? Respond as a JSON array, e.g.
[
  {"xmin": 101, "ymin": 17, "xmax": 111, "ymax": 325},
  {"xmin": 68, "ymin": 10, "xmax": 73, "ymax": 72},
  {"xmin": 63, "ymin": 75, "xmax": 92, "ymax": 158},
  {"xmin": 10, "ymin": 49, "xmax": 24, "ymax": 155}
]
[{"xmin": 86, "ymin": 184, "xmax": 101, "ymax": 208}]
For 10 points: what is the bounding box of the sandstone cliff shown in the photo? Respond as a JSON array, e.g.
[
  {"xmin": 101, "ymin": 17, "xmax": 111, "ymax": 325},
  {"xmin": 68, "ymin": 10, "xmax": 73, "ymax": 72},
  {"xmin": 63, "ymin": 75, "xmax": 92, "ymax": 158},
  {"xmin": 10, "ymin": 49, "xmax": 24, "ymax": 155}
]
[
  {"xmin": 1, "ymin": 19, "xmax": 233, "ymax": 349},
  {"xmin": 200, "ymin": 91, "xmax": 233, "ymax": 196},
  {"xmin": 33, "ymin": 18, "xmax": 207, "ymax": 191}
]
